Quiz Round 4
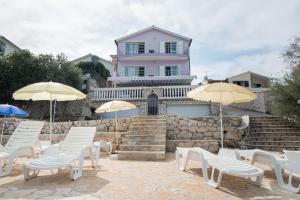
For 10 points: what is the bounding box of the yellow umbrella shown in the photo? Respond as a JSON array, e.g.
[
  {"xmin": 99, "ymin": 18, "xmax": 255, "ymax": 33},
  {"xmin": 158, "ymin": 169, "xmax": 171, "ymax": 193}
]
[
  {"xmin": 187, "ymin": 82, "xmax": 256, "ymax": 148},
  {"xmin": 95, "ymin": 100, "xmax": 136, "ymax": 144},
  {"xmin": 13, "ymin": 81, "xmax": 86, "ymax": 143}
]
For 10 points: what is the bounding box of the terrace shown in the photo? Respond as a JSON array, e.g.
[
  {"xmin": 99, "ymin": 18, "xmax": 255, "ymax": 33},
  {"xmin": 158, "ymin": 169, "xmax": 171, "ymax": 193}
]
[
  {"xmin": 0, "ymin": 153, "xmax": 298, "ymax": 200},
  {"xmin": 90, "ymin": 85, "xmax": 198, "ymax": 101}
]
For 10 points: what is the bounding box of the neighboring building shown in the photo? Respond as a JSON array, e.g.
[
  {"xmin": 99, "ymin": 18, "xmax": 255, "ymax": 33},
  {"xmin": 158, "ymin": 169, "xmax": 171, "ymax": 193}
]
[
  {"xmin": 228, "ymin": 71, "xmax": 272, "ymax": 114},
  {"xmin": 228, "ymin": 71, "xmax": 271, "ymax": 88},
  {"xmin": 72, "ymin": 53, "xmax": 115, "ymax": 76},
  {"xmin": 0, "ymin": 36, "xmax": 21, "ymax": 56},
  {"xmin": 90, "ymin": 26, "xmax": 214, "ymax": 119},
  {"xmin": 72, "ymin": 53, "xmax": 115, "ymax": 93}
]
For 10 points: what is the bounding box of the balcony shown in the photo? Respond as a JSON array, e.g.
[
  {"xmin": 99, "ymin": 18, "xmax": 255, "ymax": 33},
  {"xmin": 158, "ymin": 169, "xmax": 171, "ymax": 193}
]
[
  {"xmin": 108, "ymin": 75, "xmax": 196, "ymax": 86},
  {"xmin": 118, "ymin": 52, "xmax": 189, "ymax": 61},
  {"xmin": 90, "ymin": 85, "xmax": 198, "ymax": 101}
]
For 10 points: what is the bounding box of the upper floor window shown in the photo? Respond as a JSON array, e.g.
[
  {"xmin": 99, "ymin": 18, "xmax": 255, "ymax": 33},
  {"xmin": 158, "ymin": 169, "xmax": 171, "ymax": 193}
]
[
  {"xmin": 165, "ymin": 66, "xmax": 178, "ymax": 76},
  {"xmin": 165, "ymin": 42, "xmax": 177, "ymax": 54},
  {"xmin": 233, "ymin": 81, "xmax": 249, "ymax": 87},
  {"xmin": 125, "ymin": 66, "xmax": 145, "ymax": 77},
  {"xmin": 125, "ymin": 42, "xmax": 145, "ymax": 55},
  {"xmin": 0, "ymin": 41, "xmax": 5, "ymax": 56}
]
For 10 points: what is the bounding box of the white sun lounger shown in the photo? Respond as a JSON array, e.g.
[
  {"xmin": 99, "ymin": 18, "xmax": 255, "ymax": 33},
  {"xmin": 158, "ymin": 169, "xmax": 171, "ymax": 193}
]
[
  {"xmin": 0, "ymin": 121, "xmax": 44, "ymax": 177},
  {"xmin": 237, "ymin": 149, "xmax": 300, "ymax": 193},
  {"xmin": 176, "ymin": 147, "xmax": 264, "ymax": 188},
  {"xmin": 24, "ymin": 127, "xmax": 97, "ymax": 181}
]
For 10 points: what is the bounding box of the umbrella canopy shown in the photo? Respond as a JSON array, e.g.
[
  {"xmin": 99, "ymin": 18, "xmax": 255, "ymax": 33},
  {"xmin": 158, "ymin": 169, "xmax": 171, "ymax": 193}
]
[
  {"xmin": 187, "ymin": 83, "xmax": 257, "ymax": 105},
  {"xmin": 0, "ymin": 104, "xmax": 29, "ymax": 143},
  {"xmin": 187, "ymin": 83, "xmax": 256, "ymax": 148},
  {"xmin": 13, "ymin": 81, "xmax": 86, "ymax": 144},
  {"xmin": 13, "ymin": 81, "xmax": 86, "ymax": 101},
  {"xmin": 0, "ymin": 104, "xmax": 29, "ymax": 117},
  {"xmin": 95, "ymin": 100, "xmax": 136, "ymax": 145},
  {"xmin": 95, "ymin": 100, "xmax": 136, "ymax": 113}
]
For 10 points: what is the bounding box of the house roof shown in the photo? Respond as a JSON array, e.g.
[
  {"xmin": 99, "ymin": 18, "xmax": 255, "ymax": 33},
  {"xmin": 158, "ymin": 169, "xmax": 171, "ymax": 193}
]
[
  {"xmin": 228, "ymin": 71, "xmax": 270, "ymax": 80},
  {"xmin": 71, "ymin": 53, "xmax": 113, "ymax": 65},
  {"xmin": 0, "ymin": 36, "xmax": 21, "ymax": 50},
  {"xmin": 115, "ymin": 25, "xmax": 192, "ymax": 46}
]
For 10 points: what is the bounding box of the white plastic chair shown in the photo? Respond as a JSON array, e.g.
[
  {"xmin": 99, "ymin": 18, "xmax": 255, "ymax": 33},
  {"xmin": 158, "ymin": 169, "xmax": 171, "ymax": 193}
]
[
  {"xmin": 0, "ymin": 121, "xmax": 44, "ymax": 177},
  {"xmin": 238, "ymin": 149, "xmax": 300, "ymax": 193},
  {"xmin": 176, "ymin": 147, "xmax": 264, "ymax": 188},
  {"xmin": 24, "ymin": 127, "xmax": 97, "ymax": 181}
]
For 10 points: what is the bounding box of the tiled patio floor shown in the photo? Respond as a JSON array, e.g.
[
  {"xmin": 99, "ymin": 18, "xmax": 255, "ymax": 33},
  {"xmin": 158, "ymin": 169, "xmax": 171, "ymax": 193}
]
[{"xmin": 0, "ymin": 153, "xmax": 299, "ymax": 200}]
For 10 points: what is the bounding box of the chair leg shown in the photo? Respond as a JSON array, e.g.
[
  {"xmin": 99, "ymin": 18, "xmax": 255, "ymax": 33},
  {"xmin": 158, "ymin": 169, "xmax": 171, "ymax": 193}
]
[
  {"xmin": 70, "ymin": 157, "xmax": 84, "ymax": 181},
  {"xmin": 248, "ymin": 175, "xmax": 263, "ymax": 186},
  {"xmin": 201, "ymin": 158, "xmax": 222, "ymax": 188},
  {"xmin": 0, "ymin": 156, "xmax": 14, "ymax": 177},
  {"xmin": 276, "ymin": 170, "xmax": 300, "ymax": 193},
  {"xmin": 93, "ymin": 145, "xmax": 100, "ymax": 167},
  {"xmin": 24, "ymin": 167, "xmax": 40, "ymax": 180}
]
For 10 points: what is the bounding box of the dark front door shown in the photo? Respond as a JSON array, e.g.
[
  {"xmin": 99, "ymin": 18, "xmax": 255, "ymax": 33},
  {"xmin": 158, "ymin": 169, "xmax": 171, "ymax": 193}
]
[{"xmin": 147, "ymin": 94, "xmax": 158, "ymax": 115}]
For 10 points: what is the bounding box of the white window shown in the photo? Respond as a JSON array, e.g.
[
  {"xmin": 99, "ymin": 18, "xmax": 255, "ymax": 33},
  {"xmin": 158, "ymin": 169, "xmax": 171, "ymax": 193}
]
[
  {"xmin": 125, "ymin": 66, "xmax": 145, "ymax": 77},
  {"xmin": 165, "ymin": 66, "xmax": 178, "ymax": 76},
  {"xmin": 125, "ymin": 43, "xmax": 145, "ymax": 55},
  {"xmin": 165, "ymin": 42, "xmax": 177, "ymax": 54}
]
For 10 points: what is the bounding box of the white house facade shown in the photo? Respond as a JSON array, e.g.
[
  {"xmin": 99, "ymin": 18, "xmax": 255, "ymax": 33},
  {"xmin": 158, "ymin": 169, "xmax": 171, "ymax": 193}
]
[{"xmin": 89, "ymin": 26, "xmax": 215, "ymax": 119}]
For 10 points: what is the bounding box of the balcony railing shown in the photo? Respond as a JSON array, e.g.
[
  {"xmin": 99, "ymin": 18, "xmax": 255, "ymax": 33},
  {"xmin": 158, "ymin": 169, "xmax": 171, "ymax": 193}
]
[
  {"xmin": 161, "ymin": 85, "xmax": 197, "ymax": 99},
  {"xmin": 90, "ymin": 87, "xmax": 144, "ymax": 101},
  {"xmin": 90, "ymin": 85, "xmax": 198, "ymax": 101}
]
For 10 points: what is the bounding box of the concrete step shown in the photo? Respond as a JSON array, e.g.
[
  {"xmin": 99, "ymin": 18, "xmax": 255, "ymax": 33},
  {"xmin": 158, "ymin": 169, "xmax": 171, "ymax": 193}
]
[
  {"xmin": 124, "ymin": 135, "xmax": 166, "ymax": 140},
  {"xmin": 122, "ymin": 138, "xmax": 166, "ymax": 145},
  {"xmin": 251, "ymin": 128, "xmax": 300, "ymax": 133},
  {"xmin": 129, "ymin": 125, "xmax": 166, "ymax": 130},
  {"xmin": 251, "ymin": 124, "xmax": 297, "ymax": 128},
  {"xmin": 247, "ymin": 136, "xmax": 300, "ymax": 141},
  {"xmin": 250, "ymin": 132, "xmax": 300, "ymax": 136},
  {"xmin": 116, "ymin": 150, "xmax": 166, "ymax": 161},
  {"xmin": 127, "ymin": 130, "xmax": 166, "ymax": 135},
  {"xmin": 247, "ymin": 141, "xmax": 300, "ymax": 146},
  {"xmin": 246, "ymin": 144, "xmax": 300, "ymax": 151},
  {"xmin": 119, "ymin": 144, "xmax": 165, "ymax": 151}
]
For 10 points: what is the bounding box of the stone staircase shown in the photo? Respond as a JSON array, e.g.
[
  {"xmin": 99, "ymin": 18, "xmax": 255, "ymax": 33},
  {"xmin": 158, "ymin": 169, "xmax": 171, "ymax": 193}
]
[
  {"xmin": 246, "ymin": 116, "xmax": 300, "ymax": 151},
  {"xmin": 116, "ymin": 117, "xmax": 166, "ymax": 161}
]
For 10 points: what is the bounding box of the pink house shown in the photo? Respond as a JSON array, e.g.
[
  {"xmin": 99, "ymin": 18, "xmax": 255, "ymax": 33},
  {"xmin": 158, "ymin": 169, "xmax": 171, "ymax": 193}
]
[{"xmin": 90, "ymin": 26, "xmax": 212, "ymax": 118}]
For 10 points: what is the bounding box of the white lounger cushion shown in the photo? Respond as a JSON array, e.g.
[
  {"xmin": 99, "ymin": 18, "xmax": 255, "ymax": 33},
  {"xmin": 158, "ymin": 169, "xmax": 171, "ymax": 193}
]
[
  {"xmin": 26, "ymin": 153, "xmax": 79, "ymax": 170},
  {"xmin": 176, "ymin": 147, "xmax": 263, "ymax": 188},
  {"xmin": 238, "ymin": 149, "xmax": 300, "ymax": 193},
  {"xmin": 0, "ymin": 121, "xmax": 44, "ymax": 177},
  {"xmin": 24, "ymin": 127, "xmax": 97, "ymax": 180}
]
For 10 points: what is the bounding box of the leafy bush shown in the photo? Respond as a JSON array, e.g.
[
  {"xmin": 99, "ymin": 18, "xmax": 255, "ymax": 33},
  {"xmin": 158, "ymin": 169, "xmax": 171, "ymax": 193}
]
[
  {"xmin": 0, "ymin": 50, "xmax": 83, "ymax": 103},
  {"xmin": 272, "ymin": 34, "xmax": 300, "ymax": 122}
]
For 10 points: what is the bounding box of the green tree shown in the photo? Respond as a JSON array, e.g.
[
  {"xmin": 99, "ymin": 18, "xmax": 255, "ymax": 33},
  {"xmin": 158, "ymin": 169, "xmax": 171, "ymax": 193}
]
[
  {"xmin": 76, "ymin": 61, "xmax": 111, "ymax": 86},
  {"xmin": 272, "ymin": 34, "xmax": 300, "ymax": 122},
  {"xmin": 0, "ymin": 50, "xmax": 83, "ymax": 103}
]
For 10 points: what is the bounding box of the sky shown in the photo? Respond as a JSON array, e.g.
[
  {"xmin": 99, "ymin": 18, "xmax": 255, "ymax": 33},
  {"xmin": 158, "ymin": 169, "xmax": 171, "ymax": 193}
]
[{"xmin": 1, "ymin": 0, "xmax": 300, "ymax": 84}]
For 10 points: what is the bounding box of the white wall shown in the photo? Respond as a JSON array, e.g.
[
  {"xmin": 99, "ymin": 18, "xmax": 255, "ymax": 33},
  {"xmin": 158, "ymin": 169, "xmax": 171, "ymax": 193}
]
[{"xmin": 167, "ymin": 105, "xmax": 210, "ymax": 117}]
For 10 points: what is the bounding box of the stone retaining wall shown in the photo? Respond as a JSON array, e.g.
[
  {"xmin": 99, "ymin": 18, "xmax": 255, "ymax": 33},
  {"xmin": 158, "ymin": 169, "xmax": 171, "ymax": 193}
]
[{"xmin": 0, "ymin": 115, "xmax": 244, "ymax": 152}]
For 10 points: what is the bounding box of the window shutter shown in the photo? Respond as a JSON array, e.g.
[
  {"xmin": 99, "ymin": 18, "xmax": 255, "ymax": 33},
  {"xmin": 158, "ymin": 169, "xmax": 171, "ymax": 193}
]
[
  {"xmin": 177, "ymin": 65, "xmax": 181, "ymax": 75},
  {"xmin": 160, "ymin": 41, "xmax": 165, "ymax": 53},
  {"xmin": 118, "ymin": 66, "xmax": 125, "ymax": 77},
  {"xmin": 177, "ymin": 41, "xmax": 183, "ymax": 54},
  {"xmin": 159, "ymin": 66, "xmax": 165, "ymax": 76}
]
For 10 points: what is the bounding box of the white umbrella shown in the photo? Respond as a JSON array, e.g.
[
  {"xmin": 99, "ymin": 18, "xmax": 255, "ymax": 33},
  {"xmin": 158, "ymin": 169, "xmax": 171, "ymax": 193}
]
[
  {"xmin": 188, "ymin": 82, "xmax": 256, "ymax": 148},
  {"xmin": 95, "ymin": 100, "xmax": 136, "ymax": 144},
  {"xmin": 13, "ymin": 81, "xmax": 86, "ymax": 143}
]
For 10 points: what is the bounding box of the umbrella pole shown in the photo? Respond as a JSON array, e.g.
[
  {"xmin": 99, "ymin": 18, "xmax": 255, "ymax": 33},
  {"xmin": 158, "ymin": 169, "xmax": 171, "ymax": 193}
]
[
  {"xmin": 115, "ymin": 111, "xmax": 118, "ymax": 145},
  {"xmin": 50, "ymin": 95, "xmax": 52, "ymax": 144},
  {"xmin": 1, "ymin": 116, "xmax": 5, "ymax": 144},
  {"xmin": 220, "ymin": 102, "xmax": 223, "ymax": 148}
]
